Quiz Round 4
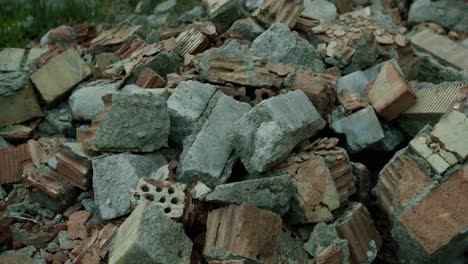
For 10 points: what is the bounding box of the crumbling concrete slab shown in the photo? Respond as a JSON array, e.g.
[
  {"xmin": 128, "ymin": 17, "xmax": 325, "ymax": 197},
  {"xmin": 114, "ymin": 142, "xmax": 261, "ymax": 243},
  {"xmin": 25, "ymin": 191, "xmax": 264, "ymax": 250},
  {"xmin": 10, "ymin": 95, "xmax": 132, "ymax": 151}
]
[
  {"xmin": 167, "ymin": 81, "xmax": 217, "ymax": 145},
  {"xmin": 177, "ymin": 92, "xmax": 251, "ymax": 187},
  {"xmin": 232, "ymin": 90, "xmax": 325, "ymax": 174},
  {"xmin": 0, "ymin": 84, "xmax": 43, "ymax": 127},
  {"xmin": 69, "ymin": 80, "xmax": 119, "ymax": 121},
  {"xmin": 203, "ymin": 203, "xmax": 281, "ymax": 263},
  {"xmin": 330, "ymin": 106, "xmax": 385, "ymax": 153},
  {"xmin": 411, "ymin": 29, "xmax": 468, "ymax": 72},
  {"xmin": 205, "ymin": 175, "xmax": 293, "ymax": 215},
  {"xmin": 110, "ymin": 201, "xmax": 193, "ymax": 264},
  {"xmin": 83, "ymin": 88, "xmax": 170, "ymax": 152},
  {"xmin": 92, "ymin": 153, "xmax": 162, "ymax": 220},
  {"xmin": 30, "ymin": 49, "xmax": 92, "ymax": 105},
  {"xmin": 0, "ymin": 48, "xmax": 25, "ymax": 72},
  {"xmin": 251, "ymin": 23, "xmax": 325, "ymax": 72},
  {"xmin": 367, "ymin": 60, "xmax": 417, "ymax": 121},
  {"xmin": 430, "ymin": 111, "xmax": 468, "ymax": 162}
]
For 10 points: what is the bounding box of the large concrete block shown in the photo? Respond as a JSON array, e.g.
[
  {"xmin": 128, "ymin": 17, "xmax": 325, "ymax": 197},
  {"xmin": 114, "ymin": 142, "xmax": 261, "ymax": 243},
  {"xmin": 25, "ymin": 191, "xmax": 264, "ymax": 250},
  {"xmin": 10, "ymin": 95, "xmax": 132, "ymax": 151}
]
[
  {"xmin": 30, "ymin": 49, "xmax": 92, "ymax": 105},
  {"xmin": 232, "ymin": 90, "xmax": 325, "ymax": 174},
  {"xmin": 0, "ymin": 85, "xmax": 43, "ymax": 127},
  {"xmin": 330, "ymin": 106, "xmax": 385, "ymax": 154},
  {"xmin": 92, "ymin": 153, "xmax": 162, "ymax": 220},
  {"xmin": 167, "ymin": 81, "xmax": 217, "ymax": 145},
  {"xmin": 177, "ymin": 92, "xmax": 251, "ymax": 187},
  {"xmin": 110, "ymin": 201, "xmax": 192, "ymax": 264},
  {"xmin": 84, "ymin": 89, "xmax": 170, "ymax": 152},
  {"xmin": 392, "ymin": 165, "xmax": 468, "ymax": 263},
  {"xmin": 69, "ymin": 80, "xmax": 119, "ymax": 121},
  {"xmin": 204, "ymin": 203, "xmax": 281, "ymax": 263},
  {"xmin": 251, "ymin": 23, "xmax": 325, "ymax": 72},
  {"xmin": 205, "ymin": 175, "xmax": 293, "ymax": 215}
]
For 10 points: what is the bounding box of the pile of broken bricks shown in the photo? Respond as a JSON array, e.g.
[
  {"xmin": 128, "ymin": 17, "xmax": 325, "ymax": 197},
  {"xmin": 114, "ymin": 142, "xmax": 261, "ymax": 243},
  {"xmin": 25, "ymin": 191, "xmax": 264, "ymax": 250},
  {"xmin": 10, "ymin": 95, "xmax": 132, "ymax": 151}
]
[{"xmin": 1, "ymin": 0, "xmax": 468, "ymax": 263}]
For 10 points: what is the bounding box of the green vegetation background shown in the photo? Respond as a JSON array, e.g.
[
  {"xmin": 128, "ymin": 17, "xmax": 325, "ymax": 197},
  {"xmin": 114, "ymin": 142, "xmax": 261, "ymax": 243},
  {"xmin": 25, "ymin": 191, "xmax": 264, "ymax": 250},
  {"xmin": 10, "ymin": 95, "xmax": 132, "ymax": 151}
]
[{"xmin": 0, "ymin": 0, "xmax": 143, "ymax": 47}]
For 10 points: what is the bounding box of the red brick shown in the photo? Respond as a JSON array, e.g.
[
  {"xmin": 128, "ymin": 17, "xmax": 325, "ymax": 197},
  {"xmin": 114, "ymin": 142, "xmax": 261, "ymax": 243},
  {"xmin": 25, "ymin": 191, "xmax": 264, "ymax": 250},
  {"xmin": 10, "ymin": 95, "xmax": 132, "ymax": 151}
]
[
  {"xmin": 399, "ymin": 165, "xmax": 468, "ymax": 254},
  {"xmin": 335, "ymin": 203, "xmax": 382, "ymax": 264},
  {"xmin": 0, "ymin": 144, "xmax": 30, "ymax": 184},
  {"xmin": 367, "ymin": 60, "xmax": 416, "ymax": 121},
  {"xmin": 204, "ymin": 203, "xmax": 281, "ymax": 263},
  {"xmin": 134, "ymin": 67, "xmax": 167, "ymax": 88}
]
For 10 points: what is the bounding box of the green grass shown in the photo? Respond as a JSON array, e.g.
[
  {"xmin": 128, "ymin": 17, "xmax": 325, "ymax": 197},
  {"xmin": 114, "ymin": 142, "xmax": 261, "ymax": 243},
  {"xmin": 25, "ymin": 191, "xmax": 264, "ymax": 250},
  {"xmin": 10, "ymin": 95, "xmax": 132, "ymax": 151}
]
[{"xmin": 0, "ymin": 0, "xmax": 140, "ymax": 48}]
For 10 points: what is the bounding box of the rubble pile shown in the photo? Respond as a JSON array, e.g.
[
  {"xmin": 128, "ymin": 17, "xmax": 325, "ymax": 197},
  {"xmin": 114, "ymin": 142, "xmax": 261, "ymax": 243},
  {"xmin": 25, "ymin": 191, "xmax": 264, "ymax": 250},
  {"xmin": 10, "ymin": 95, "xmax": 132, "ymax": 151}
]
[{"xmin": 0, "ymin": 0, "xmax": 467, "ymax": 263}]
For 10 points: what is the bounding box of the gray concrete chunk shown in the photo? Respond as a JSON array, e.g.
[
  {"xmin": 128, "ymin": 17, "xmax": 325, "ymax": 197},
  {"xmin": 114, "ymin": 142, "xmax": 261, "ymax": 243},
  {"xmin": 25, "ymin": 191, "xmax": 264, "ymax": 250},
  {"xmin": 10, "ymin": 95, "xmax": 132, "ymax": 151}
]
[
  {"xmin": 69, "ymin": 80, "xmax": 119, "ymax": 121},
  {"xmin": 0, "ymin": 72, "xmax": 28, "ymax": 97},
  {"xmin": 167, "ymin": 81, "xmax": 217, "ymax": 145},
  {"xmin": 251, "ymin": 23, "xmax": 325, "ymax": 72},
  {"xmin": 92, "ymin": 153, "xmax": 162, "ymax": 220},
  {"xmin": 177, "ymin": 92, "xmax": 251, "ymax": 187},
  {"xmin": 330, "ymin": 106, "xmax": 385, "ymax": 153},
  {"xmin": 91, "ymin": 89, "xmax": 170, "ymax": 152},
  {"xmin": 205, "ymin": 175, "xmax": 294, "ymax": 215},
  {"xmin": 232, "ymin": 90, "xmax": 326, "ymax": 174},
  {"xmin": 110, "ymin": 201, "xmax": 192, "ymax": 264}
]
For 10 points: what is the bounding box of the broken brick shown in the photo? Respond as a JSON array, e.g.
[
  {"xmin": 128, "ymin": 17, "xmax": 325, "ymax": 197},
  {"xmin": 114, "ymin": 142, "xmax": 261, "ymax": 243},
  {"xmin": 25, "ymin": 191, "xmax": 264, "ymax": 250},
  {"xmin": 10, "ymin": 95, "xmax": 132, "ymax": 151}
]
[
  {"xmin": 175, "ymin": 27, "xmax": 211, "ymax": 56},
  {"xmin": 55, "ymin": 147, "xmax": 92, "ymax": 190},
  {"xmin": 334, "ymin": 203, "xmax": 382, "ymax": 264},
  {"xmin": 373, "ymin": 152, "xmax": 433, "ymax": 218},
  {"xmin": 0, "ymin": 143, "xmax": 31, "ymax": 184},
  {"xmin": 134, "ymin": 67, "xmax": 167, "ymax": 88},
  {"xmin": 203, "ymin": 203, "xmax": 281, "ymax": 263},
  {"xmin": 67, "ymin": 211, "xmax": 91, "ymax": 240},
  {"xmin": 367, "ymin": 60, "xmax": 417, "ymax": 121},
  {"xmin": 252, "ymin": 0, "xmax": 304, "ymax": 28},
  {"xmin": 285, "ymin": 155, "xmax": 340, "ymax": 224},
  {"xmin": 285, "ymin": 70, "xmax": 336, "ymax": 118},
  {"xmin": 338, "ymin": 88, "xmax": 368, "ymax": 112}
]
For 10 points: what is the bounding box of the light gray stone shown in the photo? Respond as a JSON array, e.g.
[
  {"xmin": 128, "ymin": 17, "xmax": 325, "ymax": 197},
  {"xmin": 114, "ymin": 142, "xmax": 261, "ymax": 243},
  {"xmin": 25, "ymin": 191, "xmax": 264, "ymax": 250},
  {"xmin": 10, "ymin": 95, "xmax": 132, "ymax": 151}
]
[
  {"xmin": 177, "ymin": 92, "xmax": 251, "ymax": 187},
  {"xmin": 303, "ymin": 0, "xmax": 337, "ymax": 23},
  {"xmin": 336, "ymin": 70, "xmax": 369, "ymax": 98},
  {"xmin": 330, "ymin": 106, "xmax": 385, "ymax": 153},
  {"xmin": 109, "ymin": 201, "xmax": 192, "ymax": 264},
  {"xmin": 408, "ymin": 0, "xmax": 468, "ymax": 32},
  {"xmin": 232, "ymin": 90, "xmax": 326, "ymax": 174},
  {"xmin": 251, "ymin": 23, "xmax": 325, "ymax": 72},
  {"xmin": 167, "ymin": 81, "xmax": 217, "ymax": 145},
  {"xmin": 69, "ymin": 80, "xmax": 119, "ymax": 121},
  {"xmin": 0, "ymin": 71, "xmax": 28, "ymax": 97},
  {"xmin": 205, "ymin": 176, "xmax": 293, "ymax": 215},
  {"xmin": 91, "ymin": 89, "xmax": 170, "ymax": 152},
  {"xmin": 92, "ymin": 153, "xmax": 162, "ymax": 220}
]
